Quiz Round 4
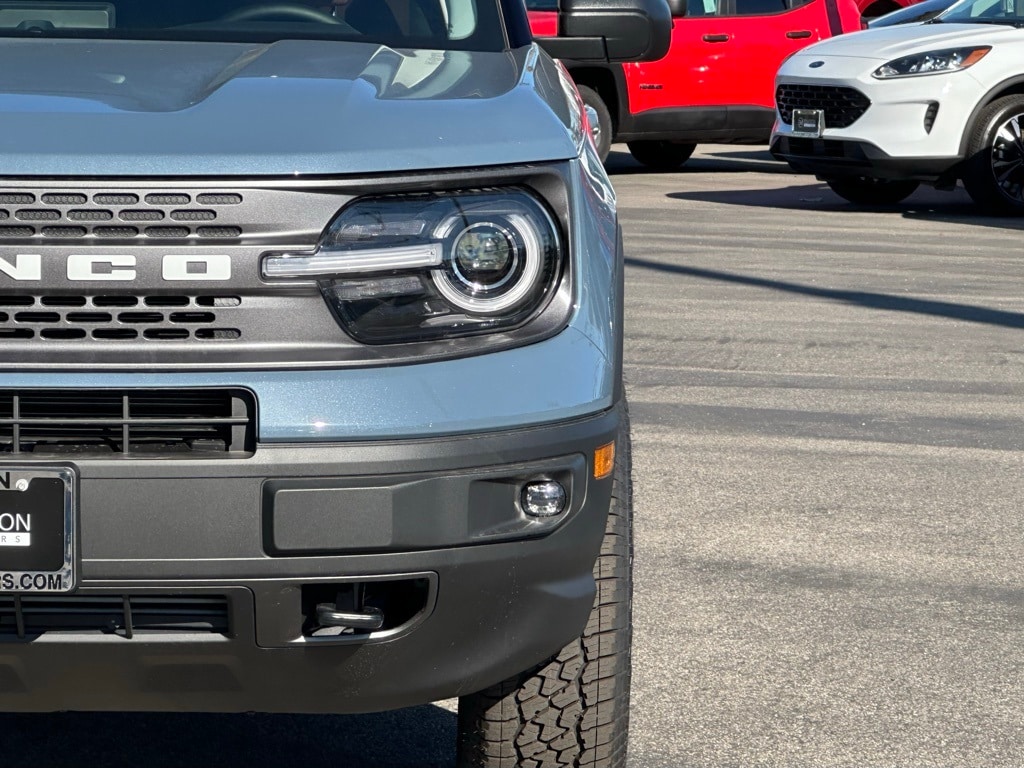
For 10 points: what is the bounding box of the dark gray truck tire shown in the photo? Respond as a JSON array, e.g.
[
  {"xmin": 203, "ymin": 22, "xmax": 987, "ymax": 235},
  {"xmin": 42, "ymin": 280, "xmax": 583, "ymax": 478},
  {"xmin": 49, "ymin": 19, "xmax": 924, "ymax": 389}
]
[
  {"xmin": 577, "ymin": 85, "xmax": 613, "ymax": 163},
  {"xmin": 456, "ymin": 410, "xmax": 634, "ymax": 768}
]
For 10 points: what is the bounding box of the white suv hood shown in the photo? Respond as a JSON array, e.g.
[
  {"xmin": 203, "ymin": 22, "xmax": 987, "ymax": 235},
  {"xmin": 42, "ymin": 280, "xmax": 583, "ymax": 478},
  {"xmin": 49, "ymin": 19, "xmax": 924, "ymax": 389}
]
[{"xmin": 795, "ymin": 22, "xmax": 1019, "ymax": 62}]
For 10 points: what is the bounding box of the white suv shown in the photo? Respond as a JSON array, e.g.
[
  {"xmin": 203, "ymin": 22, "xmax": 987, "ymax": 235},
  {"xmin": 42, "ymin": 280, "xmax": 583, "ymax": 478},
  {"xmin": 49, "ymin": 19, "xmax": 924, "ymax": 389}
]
[{"xmin": 770, "ymin": 2, "xmax": 1024, "ymax": 213}]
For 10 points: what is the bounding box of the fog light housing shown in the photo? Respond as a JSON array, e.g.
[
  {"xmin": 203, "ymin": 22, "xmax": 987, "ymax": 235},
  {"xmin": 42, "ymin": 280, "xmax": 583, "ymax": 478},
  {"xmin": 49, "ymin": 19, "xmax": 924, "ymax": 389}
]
[{"xmin": 521, "ymin": 480, "xmax": 567, "ymax": 518}]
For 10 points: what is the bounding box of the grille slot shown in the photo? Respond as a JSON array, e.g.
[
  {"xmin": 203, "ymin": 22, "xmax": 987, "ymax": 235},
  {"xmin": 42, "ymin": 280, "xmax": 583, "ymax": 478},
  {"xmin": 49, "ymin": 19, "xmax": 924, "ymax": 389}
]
[
  {"xmin": 94, "ymin": 193, "xmax": 138, "ymax": 205},
  {"xmin": 16, "ymin": 209, "xmax": 60, "ymax": 221},
  {"xmin": 93, "ymin": 328, "xmax": 136, "ymax": 339},
  {"xmin": 0, "ymin": 595, "xmax": 230, "ymax": 639},
  {"xmin": 40, "ymin": 328, "xmax": 87, "ymax": 340},
  {"xmin": 0, "ymin": 190, "xmax": 245, "ymax": 241},
  {"xmin": 120, "ymin": 209, "xmax": 163, "ymax": 221},
  {"xmin": 0, "ymin": 388, "xmax": 255, "ymax": 456},
  {"xmin": 42, "ymin": 194, "xmax": 87, "ymax": 206},
  {"xmin": 93, "ymin": 296, "xmax": 138, "ymax": 307},
  {"xmin": 146, "ymin": 226, "xmax": 190, "ymax": 238},
  {"xmin": 776, "ymin": 84, "xmax": 871, "ymax": 128},
  {"xmin": 68, "ymin": 210, "xmax": 113, "ymax": 221},
  {"xmin": 0, "ymin": 295, "xmax": 243, "ymax": 342},
  {"xmin": 0, "ymin": 295, "xmax": 33, "ymax": 306},
  {"xmin": 94, "ymin": 226, "xmax": 140, "ymax": 238},
  {"xmin": 146, "ymin": 193, "xmax": 190, "ymax": 205},
  {"xmin": 41, "ymin": 296, "xmax": 87, "ymax": 307},
  {"xmin": 197, "ymin": 193, "xmax": 242, "ymax": 205}
]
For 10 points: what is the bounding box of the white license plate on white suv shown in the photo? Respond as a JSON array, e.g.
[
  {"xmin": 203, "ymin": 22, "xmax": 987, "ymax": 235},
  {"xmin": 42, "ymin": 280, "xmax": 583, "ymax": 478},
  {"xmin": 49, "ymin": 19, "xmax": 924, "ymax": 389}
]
[{"xmin": 792, "ymin": 109, "xmax": 825, "ymax": 138}]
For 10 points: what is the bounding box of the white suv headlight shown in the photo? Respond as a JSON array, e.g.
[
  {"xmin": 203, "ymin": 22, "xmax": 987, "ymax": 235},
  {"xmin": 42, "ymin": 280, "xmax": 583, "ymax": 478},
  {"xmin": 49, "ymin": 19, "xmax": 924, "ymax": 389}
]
[{"xmin": 873, "ymin": 47, "xmax": 990, "ymax": 79}]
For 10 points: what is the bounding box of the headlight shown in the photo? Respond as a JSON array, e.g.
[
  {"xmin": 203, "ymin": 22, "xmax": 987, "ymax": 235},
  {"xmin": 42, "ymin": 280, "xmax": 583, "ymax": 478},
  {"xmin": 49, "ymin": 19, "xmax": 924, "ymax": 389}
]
[
  {"xmin": 262, "ymin": 189, "xmax": 563, "ymax": 344},
  {"xmin": 872, "ymin": 46, "xmax": 990, "ymax": 79}
]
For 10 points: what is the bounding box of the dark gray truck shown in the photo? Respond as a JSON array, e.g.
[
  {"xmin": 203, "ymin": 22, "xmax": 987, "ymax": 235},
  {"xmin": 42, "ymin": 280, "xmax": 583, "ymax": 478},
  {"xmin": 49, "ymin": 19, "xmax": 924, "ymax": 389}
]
[{"xmin": 0, "ymin": 0, "xmax": 669, "ymax": 764}]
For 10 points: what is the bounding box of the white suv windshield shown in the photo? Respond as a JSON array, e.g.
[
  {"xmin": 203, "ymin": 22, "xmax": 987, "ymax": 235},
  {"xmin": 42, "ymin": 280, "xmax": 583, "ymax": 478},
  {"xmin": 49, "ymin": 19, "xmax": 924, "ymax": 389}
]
[
  {"xmin": 938, "ymin": 0, "xmax": 1024, "ymax": 25},
  {"xmin": 0, "ymin": 0, "xmax": 505, "ymax": 49}
]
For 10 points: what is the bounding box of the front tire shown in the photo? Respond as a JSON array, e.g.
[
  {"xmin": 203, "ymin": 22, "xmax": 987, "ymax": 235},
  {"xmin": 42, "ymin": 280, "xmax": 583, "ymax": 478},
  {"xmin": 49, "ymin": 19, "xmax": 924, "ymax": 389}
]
[
  {"xmin": 456, "ymin": 411, "xmax": 634, "ymax": 768},
  {"xmin": 627, "ymin": 140, "xmax": 695, "ymax": 170},
  {"xmin": 962, "ymin": 94, "xmax": 1024, "ymax": 215},
  {"xmin": 825, "ymin": 176, "xmax": 919, "ymax": 206},
  {"xmin": 577, "ymin": 86, "xmax": 612, "ymax": 163}
]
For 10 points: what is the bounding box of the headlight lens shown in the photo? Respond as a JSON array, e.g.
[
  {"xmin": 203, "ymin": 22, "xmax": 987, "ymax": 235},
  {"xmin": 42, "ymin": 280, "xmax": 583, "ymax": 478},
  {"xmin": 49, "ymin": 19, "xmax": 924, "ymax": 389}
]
[
  {"xmin": 872, "ymin": 46, "xmax": 990, "ymax": 78},
  {"xmin": 263, "ymin": 189, "xmax": 563, "ymax": 344}
]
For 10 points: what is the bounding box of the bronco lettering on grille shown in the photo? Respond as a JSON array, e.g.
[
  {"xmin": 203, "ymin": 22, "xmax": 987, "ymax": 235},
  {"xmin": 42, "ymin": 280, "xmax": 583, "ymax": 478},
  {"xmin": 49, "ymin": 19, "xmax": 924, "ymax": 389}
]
[{"xmin": 0, "ymin": 254, "xmax": 231, "ymax": 282}]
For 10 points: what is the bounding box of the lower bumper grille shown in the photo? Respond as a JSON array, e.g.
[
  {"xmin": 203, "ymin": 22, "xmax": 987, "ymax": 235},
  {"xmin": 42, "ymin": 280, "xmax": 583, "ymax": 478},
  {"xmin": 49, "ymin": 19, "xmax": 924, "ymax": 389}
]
[
  {"xmin": 776, "ymin": 84, "xmax": 871, "ymax": 128},
  {"xmin": 0, "ymin": 595, "xmax": 230, "ymax": 639},
  {"xmin": 0, "ymin": 389, "xmax": 256, "ymax": 457},
  {"xmin": 772, "ymin": 136, "xmax": 872, "ymax": 165}
]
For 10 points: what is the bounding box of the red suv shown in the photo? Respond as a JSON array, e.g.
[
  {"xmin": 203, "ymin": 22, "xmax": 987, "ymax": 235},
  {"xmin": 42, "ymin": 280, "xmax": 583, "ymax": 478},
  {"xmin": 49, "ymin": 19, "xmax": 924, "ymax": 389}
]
[{"xmin": 531, "ymin": 0, "xmax": 874, "ymax": 168}]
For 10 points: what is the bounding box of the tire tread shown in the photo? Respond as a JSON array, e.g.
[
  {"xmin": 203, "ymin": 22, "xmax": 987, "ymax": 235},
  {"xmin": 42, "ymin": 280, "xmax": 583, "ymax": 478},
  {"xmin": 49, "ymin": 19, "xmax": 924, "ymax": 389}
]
[{"xmin": 457, "ymin": 409, "xmax": 633, "ymax": 768}]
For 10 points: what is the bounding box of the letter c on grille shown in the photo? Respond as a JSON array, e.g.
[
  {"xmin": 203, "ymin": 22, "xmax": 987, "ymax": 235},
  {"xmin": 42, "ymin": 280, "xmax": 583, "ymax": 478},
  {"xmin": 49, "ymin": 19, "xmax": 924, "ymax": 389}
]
[
  {"xmin": 67, "ymin": 254, "xmax": 136, "ymax": 281},
  {"xmin": 162, "ymin": 254, "xmax": 231, "ymax": 281}
]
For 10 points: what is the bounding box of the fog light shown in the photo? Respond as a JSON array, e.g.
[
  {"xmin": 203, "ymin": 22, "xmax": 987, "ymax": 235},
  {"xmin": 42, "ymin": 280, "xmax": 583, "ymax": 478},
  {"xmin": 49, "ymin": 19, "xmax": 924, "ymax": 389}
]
[{"xmin": 521, "ymin": 480, "xmax": 567, "ymax": 517}]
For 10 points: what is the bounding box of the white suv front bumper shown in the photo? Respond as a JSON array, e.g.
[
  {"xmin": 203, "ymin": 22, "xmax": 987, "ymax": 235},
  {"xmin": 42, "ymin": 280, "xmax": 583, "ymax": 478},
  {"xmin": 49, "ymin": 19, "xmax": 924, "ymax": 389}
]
[{"xmin": 771, "ymin": 53, "xmax": 986, "ymax": 173}]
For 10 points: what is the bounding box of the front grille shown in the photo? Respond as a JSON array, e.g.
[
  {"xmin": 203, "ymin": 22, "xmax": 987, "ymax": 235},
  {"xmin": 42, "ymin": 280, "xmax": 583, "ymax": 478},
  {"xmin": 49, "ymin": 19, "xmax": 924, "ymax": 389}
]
[
  {"xmin": 0, "ymin": 294, "xmax": 242, "ymax": 342},
  {"xmin": 0, "ymin": 388, "xmax": 255, "ymax": 456},
  {"xmin": 783, "ymin": 137, "xmax": 853, "ymax": 158},
  {"xmin": 776, "ymin": 84, "xmax": 871, "ymax": 128},
  {"xmin": 0, "ymin": 595, "xmax": 230, "ymax": 639},
  {"xmin": 0, "ymin": 190, "xmax": 244, "ymax": 242}
]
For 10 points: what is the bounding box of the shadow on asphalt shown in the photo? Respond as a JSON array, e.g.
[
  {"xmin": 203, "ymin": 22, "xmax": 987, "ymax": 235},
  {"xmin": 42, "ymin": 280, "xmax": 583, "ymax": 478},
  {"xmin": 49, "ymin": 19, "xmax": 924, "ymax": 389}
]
[
  {"xmin": 604, "ymin": 143, "xmax": 1024, "ymax": 228},
  {"xmin": 626, "ymin": 257, "xmax": 1024, "ymax": 330},
  {"xmin": 605, "ymin": 147, "xmax": 789, "ymax": 176},
  {"xmin": 666, "ymin": 184, "xmax": 1024, "ymax": 229},
  {"xmin": 0, "ymin": 706, "xmax": 456, "ymax": 768},
  {"xmin": 664, "ymin": 184, "xmax": 979, "ymax": 215}
]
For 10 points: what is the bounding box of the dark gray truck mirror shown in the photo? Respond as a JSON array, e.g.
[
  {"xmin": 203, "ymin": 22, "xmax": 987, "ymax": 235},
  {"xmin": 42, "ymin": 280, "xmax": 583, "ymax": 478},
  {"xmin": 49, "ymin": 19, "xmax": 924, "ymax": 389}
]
[{"xmin": 535, "ymin": 0, "xmax": 672, "ymax": 63}]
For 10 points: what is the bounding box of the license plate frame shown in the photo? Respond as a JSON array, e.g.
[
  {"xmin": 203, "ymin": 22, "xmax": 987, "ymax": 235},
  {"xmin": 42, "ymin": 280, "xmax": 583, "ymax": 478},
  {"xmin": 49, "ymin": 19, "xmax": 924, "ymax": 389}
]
[
  {"xmin": 0, "ymin": 466, "xmax": 77, "ymax": 594},
  {"xmin": 791, "ymin": 108, "xmax": 825, "ymax": 138}
]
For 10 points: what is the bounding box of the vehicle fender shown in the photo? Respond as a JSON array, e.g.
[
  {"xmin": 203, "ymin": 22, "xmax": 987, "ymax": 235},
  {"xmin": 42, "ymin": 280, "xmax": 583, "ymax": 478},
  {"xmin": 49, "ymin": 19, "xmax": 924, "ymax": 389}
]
[
  {"xmin": 563, "ymin": 63, "xmax": 629, "ymax": 135},
  {"xmin": 957, "ymin": 74, "xmax": 1024, "ymax": 158}
]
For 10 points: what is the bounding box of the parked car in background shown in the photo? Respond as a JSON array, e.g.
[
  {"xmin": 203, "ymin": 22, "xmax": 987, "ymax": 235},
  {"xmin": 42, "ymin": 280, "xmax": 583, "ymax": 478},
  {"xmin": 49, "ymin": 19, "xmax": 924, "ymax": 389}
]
[
  {"xmin": 867, "ymin": 0, "xmax": 954, "ymax": 26},
  {"xmin": 771, "ymin": 0, "xmax": 1024, "ymax": 214},
  {"xmin": 530, "ymin": 0, "xmax": 905, "ymax": 169}
]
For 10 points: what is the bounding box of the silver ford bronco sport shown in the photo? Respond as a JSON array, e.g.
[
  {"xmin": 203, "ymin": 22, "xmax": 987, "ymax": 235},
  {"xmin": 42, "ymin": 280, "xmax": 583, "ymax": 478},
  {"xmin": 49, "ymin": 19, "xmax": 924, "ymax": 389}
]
[{"xmin": 0, "ymin": 0, "xmax": 669, "ymax": 764}]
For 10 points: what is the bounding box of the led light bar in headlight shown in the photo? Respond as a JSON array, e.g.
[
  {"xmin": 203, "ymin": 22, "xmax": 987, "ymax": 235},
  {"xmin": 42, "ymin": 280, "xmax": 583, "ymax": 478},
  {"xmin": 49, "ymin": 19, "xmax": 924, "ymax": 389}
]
[
  {"xmin": 263, "ymin": 243, "xmax": 442, "ymax": 278},
  {"xmin": 262, "ymin": 189, "xmax": 563, "ymax": 344},
  {"xmin": 873, "ymin": 46, "xmax": 990, "ymax": 79}
]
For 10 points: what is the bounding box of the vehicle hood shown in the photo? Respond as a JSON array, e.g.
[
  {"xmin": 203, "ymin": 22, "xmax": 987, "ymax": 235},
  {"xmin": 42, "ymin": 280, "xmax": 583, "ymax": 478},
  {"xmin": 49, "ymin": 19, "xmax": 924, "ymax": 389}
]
[
  {"xmin": 0, "ymin": 38, "xmax": 578, "ymax": 177},
  {"xmin": 794, "ymin": 22, "xmax": 1020, "ymax": 62}
]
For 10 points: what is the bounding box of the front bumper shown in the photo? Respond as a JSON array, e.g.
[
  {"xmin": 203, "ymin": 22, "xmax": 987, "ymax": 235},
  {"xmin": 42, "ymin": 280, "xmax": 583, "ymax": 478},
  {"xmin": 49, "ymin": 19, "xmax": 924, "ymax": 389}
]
[
  {"xmin": 771, "ymin": 53, "xmax": 984, "ymax": 179},
  {"xmin": 0, "ymin": 405, "xmax": 620, "ymax": 714},
  {"xmin": 770, "ymin": 135, "xmax": 961, "ymax": 181}
]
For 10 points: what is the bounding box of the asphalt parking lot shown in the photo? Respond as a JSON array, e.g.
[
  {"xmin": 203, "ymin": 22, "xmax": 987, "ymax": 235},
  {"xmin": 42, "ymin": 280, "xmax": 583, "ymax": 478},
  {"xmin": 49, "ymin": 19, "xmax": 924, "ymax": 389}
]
[{"xmin": 6, "ymin": 145, "xmax": 1024, "ymax": 767}]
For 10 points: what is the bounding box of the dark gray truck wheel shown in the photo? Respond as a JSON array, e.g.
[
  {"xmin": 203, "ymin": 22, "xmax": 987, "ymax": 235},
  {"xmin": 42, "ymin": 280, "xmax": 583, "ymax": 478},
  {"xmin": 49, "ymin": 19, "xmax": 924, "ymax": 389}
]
[
  {"xmin": 962, "ymin": 94, "xmax": 1024, "ymax": 215},
  {"xmin": 456, "ymin": 412, "xmax": 634, "ymax": 768},
  {"xmin": 577, "ymin": 86, "xmax": 613, "ymax": 162}
]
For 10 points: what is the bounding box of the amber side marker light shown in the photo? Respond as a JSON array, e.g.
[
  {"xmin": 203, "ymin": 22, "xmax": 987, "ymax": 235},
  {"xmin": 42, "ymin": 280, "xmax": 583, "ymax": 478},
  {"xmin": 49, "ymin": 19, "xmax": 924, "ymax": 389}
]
[{"xmin": 594, "ymin": 442, "xmax": 616, "ymax": 480}]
